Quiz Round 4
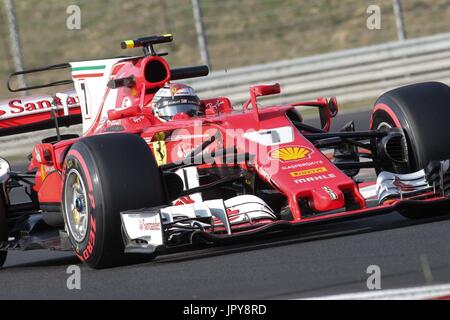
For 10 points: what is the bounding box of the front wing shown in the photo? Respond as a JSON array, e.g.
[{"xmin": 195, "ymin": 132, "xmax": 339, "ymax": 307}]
[{"xmin": 120, "ymin": 196, "xmax": 450, "ymax": 253}]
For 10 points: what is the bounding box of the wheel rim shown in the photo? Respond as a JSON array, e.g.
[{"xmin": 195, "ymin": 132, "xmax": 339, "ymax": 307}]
[{"xmin": 64, "ymin": 169, "xmax": 89, "ymax": 243}]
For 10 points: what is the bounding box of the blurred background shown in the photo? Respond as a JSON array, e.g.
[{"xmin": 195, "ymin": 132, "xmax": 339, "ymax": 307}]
[
  {"xmin": 1, "ymin": 0, "xmax": 450, "ymax": 96},
  {"xmin": 1, "ymin": 0, "xmax": 450, "ymax": 156}
]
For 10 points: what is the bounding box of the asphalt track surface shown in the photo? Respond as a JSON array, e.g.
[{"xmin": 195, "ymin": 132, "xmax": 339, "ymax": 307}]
[{"xmin": 2, "ymin": 108, "xmax": 450, "ymax": 299}]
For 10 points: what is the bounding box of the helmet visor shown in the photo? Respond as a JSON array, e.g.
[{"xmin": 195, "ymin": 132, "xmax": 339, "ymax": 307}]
[{"xmin": 156, "ymin": 103, "xmax": 201, "ymax": 118}]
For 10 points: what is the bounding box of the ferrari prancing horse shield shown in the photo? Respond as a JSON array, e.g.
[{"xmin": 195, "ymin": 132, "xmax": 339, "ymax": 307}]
[{"xmin": 151, "ymin": 141, "xmax": 167, "ymax": 166}]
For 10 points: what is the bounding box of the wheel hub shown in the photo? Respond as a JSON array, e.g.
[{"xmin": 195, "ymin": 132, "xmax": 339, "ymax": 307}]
[
  {"xmin": 64, "ymin": 169, "xmax": 89, "ymax": 243},
  {"xmin": 75, "ymin": 197, "xmax": 84, "ymax": 213}
]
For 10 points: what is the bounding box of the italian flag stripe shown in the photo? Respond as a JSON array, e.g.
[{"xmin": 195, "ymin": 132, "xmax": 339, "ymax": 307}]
[
  {"xmin": 73, "ymin": 73, "xmax": 104, "ymax": 79},
  {"xmin": 72, "ymin": 65, "xmax": 105, "ymax": 79},
  {"xmin": 71, "ymin": 65, "xmax": 106, "ymax": 72}
]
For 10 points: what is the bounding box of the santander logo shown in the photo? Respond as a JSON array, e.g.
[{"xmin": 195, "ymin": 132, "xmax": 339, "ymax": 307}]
[
  {"xmin": 138, "ymin": 219, "xmax": 161, "ymax": 231},
  {"xmin": 0, "ymin": 93, "xmax": 80, "ymax": 119}
]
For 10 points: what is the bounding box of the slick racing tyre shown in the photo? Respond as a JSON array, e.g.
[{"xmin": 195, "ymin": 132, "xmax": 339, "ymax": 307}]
[
  {"xmin": 0, "ymin": 193, "xmax": 7, "ymax": 267},
  {"xmin": 370, "ymin": 82, "xmax": 450, "ymax": 219},
  {"xmin": 62, "ymin": 133, "xmax": 166, "ymax": 268}
]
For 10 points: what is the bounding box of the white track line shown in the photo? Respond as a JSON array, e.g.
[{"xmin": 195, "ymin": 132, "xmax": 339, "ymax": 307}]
[{"xmin": 299, "ymin": 284, "xmax": 450, "ymax": 300}]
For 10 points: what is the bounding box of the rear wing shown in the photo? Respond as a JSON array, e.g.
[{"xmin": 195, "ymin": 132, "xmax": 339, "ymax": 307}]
[
  {"xmin": 1, "ymin": 61, "xmax": 205, "ymax": 137},
  {"xmin": 0, "ymin": 90, "xmax": 81, "ymax": 136},
  {"xmin": 2, "ymin": 34, "xmax": 209, "ymax": 137}
]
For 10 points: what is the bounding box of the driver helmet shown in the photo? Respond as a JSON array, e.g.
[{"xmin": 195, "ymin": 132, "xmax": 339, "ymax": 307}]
[{"xmin": 151, "ymin": 83, "xmax": 202, "ymax": 121}]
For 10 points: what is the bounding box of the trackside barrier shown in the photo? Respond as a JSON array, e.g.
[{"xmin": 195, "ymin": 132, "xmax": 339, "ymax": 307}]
[{"xmin": 2, "ymin": 32, "xmax": 450, "ymax": 158}]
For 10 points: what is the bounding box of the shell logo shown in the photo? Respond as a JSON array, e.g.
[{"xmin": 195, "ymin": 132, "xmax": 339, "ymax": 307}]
[{"xmin": 269, "ymin": 146, "xmax": 313, "ymax": 162}]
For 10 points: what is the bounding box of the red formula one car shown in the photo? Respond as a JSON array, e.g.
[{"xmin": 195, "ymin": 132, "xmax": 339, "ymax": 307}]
[{"xmin": 1, "ymin": 35, "xmax": 450, "ymax": 268}]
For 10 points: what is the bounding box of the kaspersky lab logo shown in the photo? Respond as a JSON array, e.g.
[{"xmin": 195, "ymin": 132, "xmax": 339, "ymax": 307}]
[{"xmin": 269, "ymin": 146, "xmax": 313, "ymax": 162}]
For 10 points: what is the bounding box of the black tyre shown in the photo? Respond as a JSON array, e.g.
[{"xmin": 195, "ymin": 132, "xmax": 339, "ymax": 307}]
[
  {"xmin": 62, "ymin": 133, "xmax": 167, "ymax": 268},
  {"xmin": 370, "ymin": 82, "xmax": 450, "ymax": 218},
  {"xmin": 0, "ymin": 193, "xmax": 7, "ymax": 267}
]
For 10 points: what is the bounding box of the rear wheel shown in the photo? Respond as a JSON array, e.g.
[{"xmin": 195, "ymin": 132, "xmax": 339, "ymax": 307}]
[
  {"xmin": 62, "ymin": 133, "xmax": 167, "ymax": 268},
  {"xmin": 370, "ymin": 82, "xmax": 450, "ymax": 219},
  {"xmin": 0, "ymin": 194, "xmax": 7, "ymax": 267}
]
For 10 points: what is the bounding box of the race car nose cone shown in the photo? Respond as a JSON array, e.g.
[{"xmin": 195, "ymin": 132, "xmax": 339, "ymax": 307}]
[{"xmin": 310, "ymin": 187, "xmax": 345, "ymax": 212}]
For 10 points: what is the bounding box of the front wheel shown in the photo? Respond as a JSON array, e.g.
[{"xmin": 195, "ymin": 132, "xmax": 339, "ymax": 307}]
[
  {"xmin": 370, "ymin": 82, "xmax": 450, "ymax": 219},
  {"xmin": 62, "ymin": 133, "xmax": 167, "ymax": 268}
]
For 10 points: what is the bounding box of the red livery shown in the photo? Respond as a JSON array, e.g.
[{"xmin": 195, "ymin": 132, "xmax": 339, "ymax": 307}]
[{"xmin": 1, "ymin": 34, "xmax": 450, "ymax": 268}]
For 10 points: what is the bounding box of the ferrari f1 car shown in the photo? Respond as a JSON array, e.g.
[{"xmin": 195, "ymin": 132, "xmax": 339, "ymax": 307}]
[{"xmin": 1, "ymin": 34, "xmax": 450, "ymax": 268}]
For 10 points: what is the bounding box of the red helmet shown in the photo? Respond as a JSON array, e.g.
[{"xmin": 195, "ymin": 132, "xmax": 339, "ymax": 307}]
[{"xmin": 151, "ymin": 83, "xmax": 202, "ymax": 120}]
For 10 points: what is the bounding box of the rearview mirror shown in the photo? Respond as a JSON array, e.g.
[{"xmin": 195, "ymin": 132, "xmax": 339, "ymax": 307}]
[
  {"xmin": 252, "ymin": 83, "xmax": 281, "ymax": 97},
  {"xmin": 33, "ymin": 144, "xmax": 54, "ymax": 166},
  {"xmin": 328, "ymin": 96, "xmax": 338, "ymax": 118}
]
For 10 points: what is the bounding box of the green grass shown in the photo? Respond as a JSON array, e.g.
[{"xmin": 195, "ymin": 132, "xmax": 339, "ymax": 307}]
[{"xmin": 1, "ymin": 0, "xmax": 450, "ymax": 99}]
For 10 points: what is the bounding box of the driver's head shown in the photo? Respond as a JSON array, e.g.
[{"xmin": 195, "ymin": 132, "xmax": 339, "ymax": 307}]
[{"xmin": 151, "ymin": 83, "xmax": 202, "ymax": 121}]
